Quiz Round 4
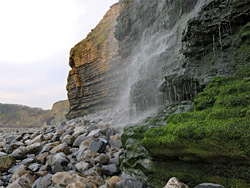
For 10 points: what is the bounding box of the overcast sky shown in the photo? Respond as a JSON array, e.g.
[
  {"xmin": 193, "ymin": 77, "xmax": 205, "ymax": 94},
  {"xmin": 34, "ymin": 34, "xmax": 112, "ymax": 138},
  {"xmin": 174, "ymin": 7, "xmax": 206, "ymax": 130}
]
[{"xmin": 0, "ymin": 0, "xmax": 118, "ymax": 109}]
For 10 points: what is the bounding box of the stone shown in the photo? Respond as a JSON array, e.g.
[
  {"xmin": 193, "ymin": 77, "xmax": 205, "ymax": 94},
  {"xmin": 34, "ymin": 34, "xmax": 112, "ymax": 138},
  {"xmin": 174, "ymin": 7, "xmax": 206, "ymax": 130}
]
[
  {"xmin": 163, "ymin": 177, "xmax": 189, "ymax": 188},
  {"xmin": 94, "ymin": 154, "xmax": 109, "ymax": 164},
  {"xmin": 73, "ymin": 134, "xmax": 88, "ymax": 147},
  {"xmin": 19, "ymin": 158, "xmax": 35, "ymax": 166},
  {"xmin": 109, "ymin": 176, "xmax": 122, "ymax": 188},
  {"xmin": 88, "ymin": 139, "xmax": 106, "ymax": 153},
  {"xmin": 77, "ymin": 150, "xmax": 96, "ymax": 162},
  {"xmin": 108, "ymin": 157, "xmax": 120, "ymax": 166},
  {"xmin": 102, "ymin": 164, "xmax": 120, "ymax": 176},
  {"xmin": 50, "ymin": 143, "xmax": 70, "ymax": 155},
  {"xmin": 51, "ymin": 152, "xmax": 69, "ymax": 173},
  {"xmin": 0, "ymin": 155, "xmax": 16, "ymax": 172},
  {"xmin": 83, "ymin": 167, "xmax": 102, "ymax": 176},
  {"xmin": 7, "ymin": 173, "xmax": 35, "ymax": 188},
  {"xmin": 28, "ymin": 163, "xmax": 41, "ymax": 172},
  {"xmin": 11, "ymin": 147, "xmax": 26, "ymax": 160},
  {"xmin": 36, "ymin": 152, "xmax": 49, "ymax": 164},
  {"xmin": 194, "ymin": 183, "xmax": 225, "ymax": 188},
  {"xmin": 66, "ymin": 182, "xmax": 95, "ymax": 188},
  {"xmin": 75, "ymin": 161, "xmax": 90, "ymax": 173},
  {"xmin": 6, "ymin": 143, "xmax": 19, "ymax": 154},
  {"xmin": 0, "ymin": 152, "xmax": 6, "ymax": 157},
  {"xmin": 34, "ymin": 174, "xmax": 53, "ymax": 188},
  {"xmin": 52, "ymin": 171, "xmax": 96, "ymax": 187},
  {"xmin": 9, "ymin": 165, "xmax": 28, "ymax": 183},
  {"xmin": 110, "ymin": 137, "xmax": 122, "ymax": 150},
  {"xmin": 26, "ymin": 142, "xmax": 42, "ymax": 154},
  {"xmin": 79, "ymin": 137, "xmax": 93, "ymax": 150},
  {"xmin": 28, "ymin": 135, "xmax": 45, "ymax": 145},
  {"xmin": 85, "ymin": 176, "xmax": 104, "ymax": 187},
  {"xmin": 35, "ymin": 170, "xmax": 48, "ymax": 177},
  {"xmin": 62, "ymin": 135, "xmax": 74, "ymax": 146},
  {"xmin": 116, "ymin": 179, "xmax": 147, "ymax": 188},
  {"xmin": 87, "ymin": 129, "xmax": 101, "ymax": 138}
]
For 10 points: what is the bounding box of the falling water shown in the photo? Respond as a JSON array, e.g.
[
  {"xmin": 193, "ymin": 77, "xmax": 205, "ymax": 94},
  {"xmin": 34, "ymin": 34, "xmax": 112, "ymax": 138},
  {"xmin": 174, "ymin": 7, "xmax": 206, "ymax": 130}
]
[{"xmin": 118, "ymin": 0, "xmax": 211, "ymax": 115}]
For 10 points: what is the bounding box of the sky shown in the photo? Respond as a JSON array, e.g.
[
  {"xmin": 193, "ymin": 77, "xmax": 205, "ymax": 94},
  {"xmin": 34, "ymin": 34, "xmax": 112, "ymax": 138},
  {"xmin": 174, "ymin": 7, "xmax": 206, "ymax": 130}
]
[{"xmin": 0, "ymin": 0, "xmax": 118, "ymax": 109}]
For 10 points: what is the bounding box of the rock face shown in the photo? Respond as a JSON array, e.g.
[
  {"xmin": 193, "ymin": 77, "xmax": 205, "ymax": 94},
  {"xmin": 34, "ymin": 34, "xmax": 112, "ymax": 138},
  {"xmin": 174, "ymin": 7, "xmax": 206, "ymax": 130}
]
[
  {"xmin": 63, "ymin": 0, "xmax": 250, "ymax": 187},
  {"xmin": 66, "ymin": 3, "xmax": 123, "ymax": 119},
  {"xmin": 118, "ymin": 0, "xmax": 250, "ymax": 188},
  {"xmin": 46, "ymin": 100, "xmax": 69, "ymax": 125}
]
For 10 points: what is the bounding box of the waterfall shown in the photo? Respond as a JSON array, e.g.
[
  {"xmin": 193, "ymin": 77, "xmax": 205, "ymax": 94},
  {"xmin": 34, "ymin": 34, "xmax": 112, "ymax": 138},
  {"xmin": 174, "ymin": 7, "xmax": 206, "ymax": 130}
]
[{"xmin": 117, "ymin": 0, "xmax": 210, "ymax": 114}]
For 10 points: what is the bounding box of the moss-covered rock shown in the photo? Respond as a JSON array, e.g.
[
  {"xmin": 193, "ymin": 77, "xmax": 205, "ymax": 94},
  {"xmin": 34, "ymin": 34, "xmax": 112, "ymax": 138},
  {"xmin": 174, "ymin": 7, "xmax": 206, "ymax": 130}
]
[
  {"xmin": 0, "ymin": 155, "xmax": 16, "ymax": 172},
  {"xmin": 143, "ymin": 71, "xmax": 250, "ymax": 187}
]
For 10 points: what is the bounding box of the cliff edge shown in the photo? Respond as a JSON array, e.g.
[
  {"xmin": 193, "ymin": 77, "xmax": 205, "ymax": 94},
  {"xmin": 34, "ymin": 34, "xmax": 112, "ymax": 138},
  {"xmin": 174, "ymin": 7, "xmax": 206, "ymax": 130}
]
[{"xmin": 66, "ymin": 3, "xmax": 123, "ymax": 119}]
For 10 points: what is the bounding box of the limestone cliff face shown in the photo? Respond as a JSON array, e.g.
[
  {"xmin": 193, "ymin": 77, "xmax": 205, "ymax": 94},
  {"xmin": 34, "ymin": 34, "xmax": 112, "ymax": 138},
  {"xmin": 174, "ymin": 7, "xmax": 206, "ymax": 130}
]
[
  {"xmin": 66, "ymin": 3, "xmax": 122, "ymax": 119},
  {"xmin": 47, "ymin": 100, "xmax": 69, "ymax": 125}
]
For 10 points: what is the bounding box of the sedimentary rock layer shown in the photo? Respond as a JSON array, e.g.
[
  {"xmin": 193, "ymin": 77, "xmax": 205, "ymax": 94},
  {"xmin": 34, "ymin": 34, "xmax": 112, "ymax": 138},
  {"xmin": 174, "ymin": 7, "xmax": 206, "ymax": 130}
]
[{"xmin": 66, "ymin": 3, "xmax": 123, "ymax": 119}]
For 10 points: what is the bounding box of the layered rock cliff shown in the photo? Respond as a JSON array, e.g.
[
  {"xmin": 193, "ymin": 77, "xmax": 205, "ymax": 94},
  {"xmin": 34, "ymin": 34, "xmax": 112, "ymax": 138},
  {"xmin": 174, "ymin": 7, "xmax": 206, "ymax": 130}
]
[
  {"xmin": 66, "ymin": 0, "xmax": 250, "ymax": 187},
  {"xmin": 66, "ymin": 3, "xmax": 123, "ymax": 119}
]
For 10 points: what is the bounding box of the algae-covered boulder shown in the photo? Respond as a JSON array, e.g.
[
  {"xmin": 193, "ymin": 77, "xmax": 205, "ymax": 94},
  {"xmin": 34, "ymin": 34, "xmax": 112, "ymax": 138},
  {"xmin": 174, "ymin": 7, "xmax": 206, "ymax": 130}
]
[
  {"xmin": 143, "ymin": 74, "xmax": 250, "ymax": 163},
  {"xmin": 0, "ymin": 155, "xmax": 16, "ymax": 172}
]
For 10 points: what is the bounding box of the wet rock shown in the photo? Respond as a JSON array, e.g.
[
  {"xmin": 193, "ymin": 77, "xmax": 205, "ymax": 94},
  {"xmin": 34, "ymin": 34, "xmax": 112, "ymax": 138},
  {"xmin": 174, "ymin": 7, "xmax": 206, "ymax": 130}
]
[
  {"xmin": 73, "ymin": 134, "xmax": 88, "ymax": 147},
  {"xmin": 194, "ymin": 183, "xmax": 225, "ymax": 188},
  {"xmin": 88, "ymin": 139, "xmax": 106, "ymax": 153},
  {"xmin": 102, "ymin": 164, "xmax": 120, "ymax": 176},
  {"xmin": 163, "ymin": 177, "xmax": 189, "ymax": 188},
  {"xmin": 110, "ymin": 136, "xmax": 122, "ymax": 150},
  {"xmin": 0, "ymin": 155, "xmax": 16, "ymax": 172},
  {"xmin": 113, "ymin": 150, "xmax": 123, "ymax": 158}
]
